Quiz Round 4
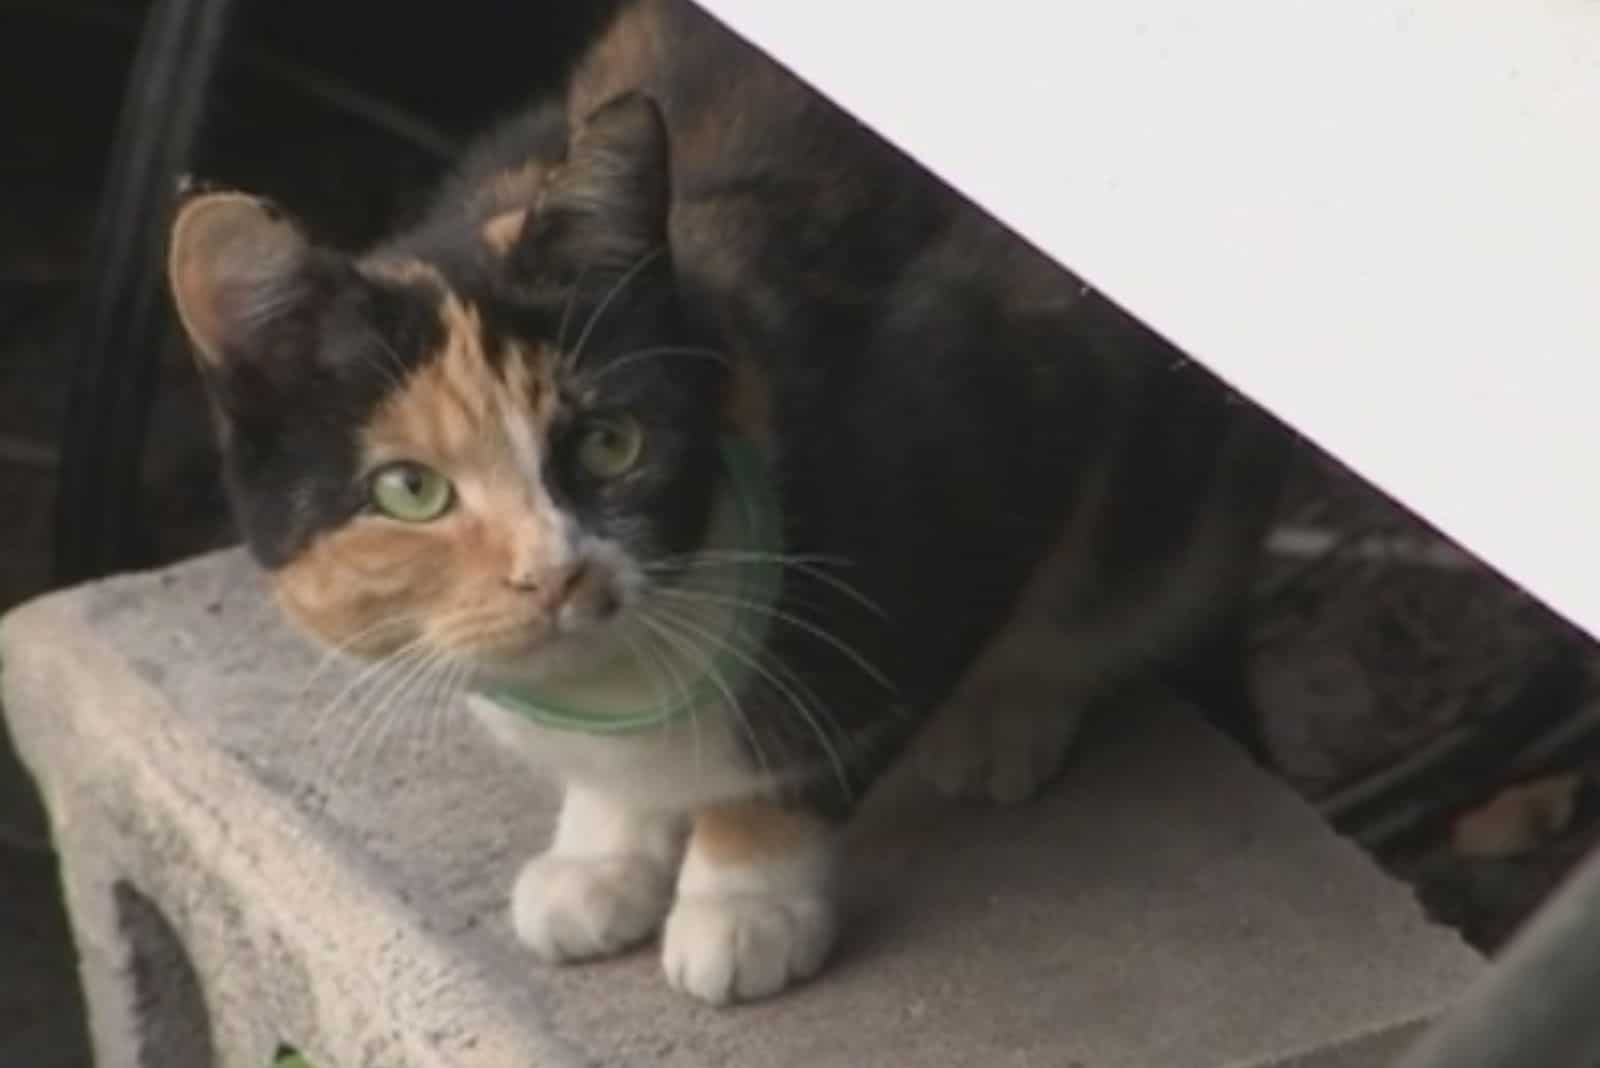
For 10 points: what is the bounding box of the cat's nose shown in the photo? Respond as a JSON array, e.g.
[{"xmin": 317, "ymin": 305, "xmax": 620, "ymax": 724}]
[
  {"xmin": 503, "ymin": 570, "xmax": 542, "ymax": 593},
  {"xmin": 503, "ymin": 561, "xmax": 582, "ymax": 598},
  {"xmin": 557, "ymin": 564, "xmax": 624, "ymax": 629}
]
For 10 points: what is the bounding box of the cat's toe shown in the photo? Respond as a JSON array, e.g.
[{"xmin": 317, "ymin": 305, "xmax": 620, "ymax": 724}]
[
  {"xmin": 915, "ymin": 707, "xmax": 988, "ymax": 798},
  {"xmin": 916, "ymin": 640, "xmax": 1087, "ymax": 804},
  {"xmin": 985, "ymin": 697, "xmax": 1084, "ymax": 802},
  {"xmin": 512, "ymin": 852, "xmax": 674, "ymax": 963},
  {"xmin": 662, "ymin": 890, "xmax": 836, "ymax": 1005}
]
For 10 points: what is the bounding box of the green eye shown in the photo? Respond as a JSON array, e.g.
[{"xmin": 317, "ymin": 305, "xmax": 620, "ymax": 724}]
[
  {"xmin": 369, "ymin": 461, "xmax": 454, "ymax": 521},
  {"xmin": 577, "ymin": 414, "xmax": 645, "ymax": 479}
]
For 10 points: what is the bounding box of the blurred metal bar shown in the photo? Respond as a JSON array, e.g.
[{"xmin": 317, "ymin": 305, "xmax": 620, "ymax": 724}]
[
  {"xmin": 1397, "ymin": 839, "xmax": 1600, "ymax": 1068},
  {"xmin": 52, "ymin": 0, "xmax": 239, "ymax": 583}
]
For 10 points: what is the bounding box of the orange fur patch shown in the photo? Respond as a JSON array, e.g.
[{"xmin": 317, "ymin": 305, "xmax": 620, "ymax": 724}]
[
  {"xmin": 273, "ymin": 289, "xmax": 571, "ymax": 658},
  {"xmin": 361, "ymin": 257, "xmax": 447, "ymax": 289},
  {"xmin": 274, "ymin": 522, "xmax": 448, "ymax": 653},
  {"xmin": 482, "ymin": 209, "xmax": 528, "ymax": 254},
  {"xmin": 479, "ymin": 162, "xmax": 553, "ymax": 212},
  {"xmin": 692, "ymin": 801, "xmax": 826, "ymax": 865},
  {"xmin": 361, "ymin": 294, "xmax": 555, "ymax": 465}
]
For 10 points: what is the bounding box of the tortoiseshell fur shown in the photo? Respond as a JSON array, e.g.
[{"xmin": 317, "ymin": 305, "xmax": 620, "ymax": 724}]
[{"xmin": 167, "ymin": 0, "xmax": 1286, "ymax": 1005}]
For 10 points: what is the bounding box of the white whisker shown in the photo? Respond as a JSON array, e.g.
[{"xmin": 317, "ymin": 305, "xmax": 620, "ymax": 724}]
[
  {"xmin": 566, "ymin": 245, "xmax": 667, "ymax": 370},
  {"xmin": 645, "ymin": 600, "xmax": 850, "ymax": 800},
  {"xmin": 653, "ymin": 585, "xmax": 895, "ymax": 694},
  {"xmin": 332, "ymin": 642, "xmax": 444, "ymax": 782},
  {"xmin": 647, "ymin": 551, "xmax": 886, "ymax": 619},
  {"xmin": 624, "ymin": 618, "xmax": 703, "ymax": 773},
  {"xmin": 555, "ymin": 261, "xmax": 595, "ymax": 355},
  {"xmin": 586, "ymin": 344, "xmax": 731, "ymax": 384},
  {"xmin": 305, "ymin": 633, "xmax": 431, "ymax": 752},
  {"xmin": 295, "ymin": 614, "xmax": 423, "ymax": 708}
]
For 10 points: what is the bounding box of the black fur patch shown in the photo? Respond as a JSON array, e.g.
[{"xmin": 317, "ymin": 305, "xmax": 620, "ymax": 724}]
[{"xmin": 214, "ymin": 268, "xmax": 449, "ymax": 566}]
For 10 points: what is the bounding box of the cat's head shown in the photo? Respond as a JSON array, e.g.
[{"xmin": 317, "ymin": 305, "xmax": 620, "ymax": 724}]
[{"xmin": 168, "ymin": 93, "xmax": 739, "ymax": 684}]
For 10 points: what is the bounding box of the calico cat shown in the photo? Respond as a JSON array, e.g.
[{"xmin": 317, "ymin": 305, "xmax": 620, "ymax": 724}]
[{"xmin": 166, "ymin": 0, "xmax": 1285, "ymax": 1005}]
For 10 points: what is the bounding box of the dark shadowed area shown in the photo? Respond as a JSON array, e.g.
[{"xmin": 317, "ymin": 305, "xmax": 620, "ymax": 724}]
[{"xmin": 0, "ymin": 1, "xmax": 601, "ymax": 1059}]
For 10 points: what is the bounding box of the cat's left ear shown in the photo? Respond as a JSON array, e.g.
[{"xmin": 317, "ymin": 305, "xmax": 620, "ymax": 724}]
[{"xmin": 511, "ymin": 91, "xmax": 670, "ymax": 278}]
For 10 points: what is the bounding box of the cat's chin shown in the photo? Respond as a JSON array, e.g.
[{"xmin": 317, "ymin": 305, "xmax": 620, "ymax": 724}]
[{"xmin": 470, "ymin": 617, "xmax": 634, "ymax": 691}]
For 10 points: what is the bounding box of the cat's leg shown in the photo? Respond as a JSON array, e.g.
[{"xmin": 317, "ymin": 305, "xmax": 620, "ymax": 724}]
[
  {"xmin": 662, "ymin": 799, "xmax": 837, "ymax": 1005},
  {"xmin": 917, "ymin": 400, "xmax": 1286, "ymax": 804},
  {"xmin": 916, "ymin": 618, "xmax": 1090, "ymax": 804},
  {"xmin": 914, "ymin": 553, "xmax": 1253, "ymax": 804},
  {"xmin": 915, "ymin": 486, "xmax": 1102, "ymax": 804},
  {"xmin": 512, "ymin": 783, "xmax": 689, "ymax": 963}
]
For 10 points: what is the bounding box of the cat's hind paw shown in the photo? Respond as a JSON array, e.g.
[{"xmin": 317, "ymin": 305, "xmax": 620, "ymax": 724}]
[{"xmin": 512, "ymin": 852, "xmax": 674, "ymax": 963}]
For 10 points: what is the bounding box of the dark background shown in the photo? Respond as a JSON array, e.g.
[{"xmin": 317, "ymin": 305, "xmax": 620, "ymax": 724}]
[
  {"xmin": 0, "ymin": 0, "xmax": 614, "ymax": 600},
  {"xmin": 0, "ymin": 2, "xmax": 607, "ymax": 1061}
]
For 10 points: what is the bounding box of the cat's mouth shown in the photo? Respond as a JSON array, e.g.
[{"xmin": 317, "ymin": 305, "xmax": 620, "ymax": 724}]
[{"xmin": 463, "ymin": 567, "xmax": 638, "ymax": 675}]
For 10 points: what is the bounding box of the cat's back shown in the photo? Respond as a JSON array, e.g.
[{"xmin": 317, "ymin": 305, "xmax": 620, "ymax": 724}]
[
  {"xmin": 570, "ymin": 0, "xmax": 857, "ymax": 172},
  {"xmin": 577, "ymin": 7, "xmax": 949, "ymax": 258},
  {"xmin": 567, "ymin": 0, "xmax": 1082, "ymax": 369}
]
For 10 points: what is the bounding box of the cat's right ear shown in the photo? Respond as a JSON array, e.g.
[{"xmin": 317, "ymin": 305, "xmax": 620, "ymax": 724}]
[
  {"xmin": 510, "ymin": 92, "xmax": 670, "ymax": 281},
  {"xmin": 168, "ymin": 191, "xmax": 323, "ymax": 373}
]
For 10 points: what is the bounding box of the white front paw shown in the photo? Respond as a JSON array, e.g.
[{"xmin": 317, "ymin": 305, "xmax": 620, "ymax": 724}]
[
  {"xmin": 662, "ymin": 890, "xmax": 836, "ymax": 1005},
  {"xmin": 512, "ymin": 852, "xmax": 674, "ymax": 963}
]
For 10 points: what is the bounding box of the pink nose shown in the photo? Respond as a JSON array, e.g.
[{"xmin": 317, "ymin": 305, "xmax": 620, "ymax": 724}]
[
  {"xmin": 504, "ymin": 561, "xmax": 584, "ymax": 601},
  {"xmin": 506, "ymin": 562, "xmax": 620, "ymax": 626}
]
